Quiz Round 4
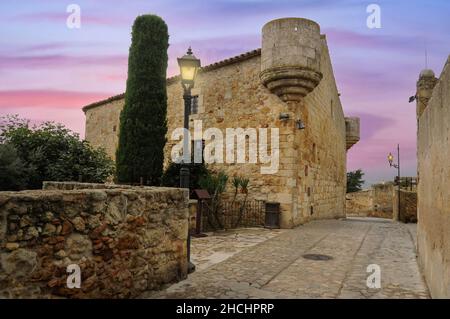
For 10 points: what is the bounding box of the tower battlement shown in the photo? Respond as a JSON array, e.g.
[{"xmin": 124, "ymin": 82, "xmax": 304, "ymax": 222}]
[{"xmin": 260, "ymin": 18, "xmax": 323, "ymax": 102}]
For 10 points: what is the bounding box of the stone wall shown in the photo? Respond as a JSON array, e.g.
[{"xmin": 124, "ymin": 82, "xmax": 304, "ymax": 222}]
[
  {"xmin": 0, "ymin": 183, "xmax": 189, "ymax": 298},
  {"xmin": 392, "ymin": 189, "xmax": 417, "ymax": 223},
  {"xmin": 345, "ymin": 190, "xmax": 372, "ymax": 217},
  {"xmin": 83, "ymin": 18, "xmax": 358, "ymax": 228},
  {"xmin": 345, "ymin": 183, "xmax": 394, "ymax": 219},
  {"xmin": 416, "ymin": 57, "xmax": 450, "ymax": 298},
  {"xmin": 84, "ymin": 98, "xmax": 124, "ymax": 161}
]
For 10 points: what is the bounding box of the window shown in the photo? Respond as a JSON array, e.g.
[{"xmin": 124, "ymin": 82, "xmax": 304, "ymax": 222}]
[{"xmin": 190, "ymin": 95, "xmax": 199, "ymax": 115}]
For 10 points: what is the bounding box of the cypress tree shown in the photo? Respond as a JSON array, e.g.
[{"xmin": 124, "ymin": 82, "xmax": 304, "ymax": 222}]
[{"xmin": 116, "ymin": 15, "xmax": 169, "ymax": 185}]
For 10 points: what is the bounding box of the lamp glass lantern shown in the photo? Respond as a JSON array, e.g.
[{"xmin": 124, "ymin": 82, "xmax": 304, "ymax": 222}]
[
  {"xmin": 177, "ymin": 47, "xmax": 201, "ymax": 88},
  {"xmin": 388, "ymin": 152, "xmax": 394, "ymax": 166}
]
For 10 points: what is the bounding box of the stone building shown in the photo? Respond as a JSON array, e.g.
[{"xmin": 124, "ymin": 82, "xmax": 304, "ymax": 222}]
[
  {"xmin": 83, "ymin": 18, "xmax": 360, "ymax": 228},
  {"xmin": 415, "ymin": 57, "xmax": 450, "ymax": 298}
]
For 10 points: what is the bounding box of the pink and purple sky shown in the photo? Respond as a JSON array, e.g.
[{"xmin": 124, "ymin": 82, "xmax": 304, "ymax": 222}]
[{"xmin": 1, "ymin": 0, "xmax": 449, "ymax": 186}]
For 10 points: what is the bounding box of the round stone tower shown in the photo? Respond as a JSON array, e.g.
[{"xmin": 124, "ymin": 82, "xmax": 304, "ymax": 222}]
[
  {"xmin": 416, "ymin": 69, "xmax": 438, "ymax": 118},
  {"xmin": 260, "ymin": 18, "xmax": 323, "ymax": 102}
]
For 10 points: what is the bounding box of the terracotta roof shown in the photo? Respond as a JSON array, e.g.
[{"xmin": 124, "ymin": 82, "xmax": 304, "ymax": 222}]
[{"xmin": 82, "ymin": 48, "xmax": 262, "ymax": 113}]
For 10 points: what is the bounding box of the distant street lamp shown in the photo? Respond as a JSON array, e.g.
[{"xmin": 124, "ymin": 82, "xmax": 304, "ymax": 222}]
[
  {"xmin": 177, "ymin": 47, "xmax": 201, "ymax": 274},
  {"xmin": 388, "ymin": 144, "xmax": 401, "ymax": 218}
]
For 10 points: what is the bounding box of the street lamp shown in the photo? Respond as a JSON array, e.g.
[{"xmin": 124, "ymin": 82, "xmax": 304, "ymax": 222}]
[
  {"xmin": 177, "ymin": 47, "xmax": 201, "ymax": 188},
  {"xmin": 177, "ymin": 47, "xmax": 201, "ymax": 274},
  {"xmin": 388, "ymin": 145, "xmax": 401, "ymax": 219}
]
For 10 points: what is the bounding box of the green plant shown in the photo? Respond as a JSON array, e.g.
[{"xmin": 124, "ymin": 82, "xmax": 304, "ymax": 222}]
[
  {"xmin": 0, "ymin": 115, "xmax": 115, "ymax": 190},
  {"xmin": 199, "ymin": 171, "xmax": 229, "ymax": 229},
  {"xmin": 0, "ymin": 144, "xmax": 30, "ymax": 191},
  {"xmin": 161, "ymin": 162, "xmax": 210, "ymax": 191},
  {"xmin": 116, "ymin": 14, "xmax": 169, "ymax": 185},
  {"xmin": 231, "ymin": 176, "xmax": 242, "ymax": 203},
  {"xmin": 234, "ymin": 177, "xmax": 250, "ymax": 227},
  {"xmin": 347, "ymin": 169, "xmax": 365, "ymax": 193}
]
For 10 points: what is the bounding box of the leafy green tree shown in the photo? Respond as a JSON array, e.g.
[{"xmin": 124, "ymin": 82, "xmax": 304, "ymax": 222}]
[
  {"xmin": 0, "ymin": 144, "xmax": 30, "ymax": 191},
  {"xmin": 347, "ymin": 169, "xmax": 365, "ymax": 193},
  {"xmin": 116, "ymin": 14, "xmax": 169, "ymax": 185},
  {"xmin": 0, "ymin": 115, "xmax": 115, "ymax": 189}
]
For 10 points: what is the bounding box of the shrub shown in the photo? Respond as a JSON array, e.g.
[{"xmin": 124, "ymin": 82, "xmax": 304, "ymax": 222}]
[
  {"xmin": 0, "ymin": 115, "xmax": 115, "ymax": 190},
  {"xmin": 161, "ymin": 162, "xmax": 210, "ymax": 191},
  {"xmin": 199, "ymin": 171, "xmax": 229, "ymax": 229},
  {"xmin": 0, "ymin": 144, "xmax": 30, "ymax": 191}
]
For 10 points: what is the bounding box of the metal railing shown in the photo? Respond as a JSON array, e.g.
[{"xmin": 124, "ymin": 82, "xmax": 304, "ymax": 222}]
[{"xmin": 200, "ymin": 200, "xmax": 266, "ymax": 231}]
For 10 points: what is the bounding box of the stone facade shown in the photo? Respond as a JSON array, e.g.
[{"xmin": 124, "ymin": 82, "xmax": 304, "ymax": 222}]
[
  {"xmin": 0, "ymin": 182, "xmax": 189, "ymax": 298},
  {"xmin": 415, "ymin": 57, "xmax": 450, "ymax": 298},
  {"xmin": 345, "ymin": 183, "xmax": 394, "ymax": 219},
  {"xmin": 392, "ymin": 189, "xmax": 417, "ymax": 223},
  {"xmin": 82, "ymin": 18, "xmax": 360, "ymax": 228}
]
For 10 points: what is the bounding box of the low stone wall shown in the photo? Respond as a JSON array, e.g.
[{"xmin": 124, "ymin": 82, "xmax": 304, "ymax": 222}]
[
  {"xmin": 393, "ymin": 189, "xmax": 417, "ymax": 223},
  {"xmin": 345, "ymin": 190, "xmax": 372, "ymax": 217},
  {"xmin": 345, "ymin": 183, "xmax": 393, "ymax": 219},
  {"xmin": 0, "ymin": 183, "xmax": 189, "ymax": 298}
]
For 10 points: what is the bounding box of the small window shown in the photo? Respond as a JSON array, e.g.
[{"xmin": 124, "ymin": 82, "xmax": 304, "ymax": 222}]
[
  {"xmin": 113, "ymin": 125, "xmax": 117, "ymax": 132},
  {"xmin": 307, "ymin": 187, "xmax": 311, "ymax": 197},
  {"xmin": 305, "ymin": 165, "xmax": 308, "ymax": 177},
  {"xmin": 190, "ymin": 95, "xmax": 199, "ymax": 115}
]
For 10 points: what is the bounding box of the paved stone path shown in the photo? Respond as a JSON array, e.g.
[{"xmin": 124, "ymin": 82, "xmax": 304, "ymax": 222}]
[
  {"xmin": 144, "ymin": 218, "xmax": 429, "ymax": 299},
  {"xmin": 191, "ymin": 228, "xmax": 285, "ymax": 271}
]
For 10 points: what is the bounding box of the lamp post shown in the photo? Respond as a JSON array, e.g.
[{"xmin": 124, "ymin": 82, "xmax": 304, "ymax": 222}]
[
  {"xmin": 177, "ymin": 47, "xmax": 201, "ymax": 274},
  {"xmin": 388, "ymin": 144, "xmax": 401, "ymax": 219}
]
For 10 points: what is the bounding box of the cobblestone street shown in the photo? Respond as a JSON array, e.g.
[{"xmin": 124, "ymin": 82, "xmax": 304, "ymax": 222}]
[{"xmin": 144, "ymin": 218, "xmax": 429, "ymax": 299}]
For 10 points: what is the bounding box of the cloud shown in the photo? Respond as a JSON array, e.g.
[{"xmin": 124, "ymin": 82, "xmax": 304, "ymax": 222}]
[
  {"xmin": 0, "ymin": 90, "xmax": 114, "ymax": 109},
  {"xmin": 324, "ymin": 28, "xmax": 417, "ymax": 52},
  {"xmin": 347, "ymin": 112, "xmax": 395, "ymax": 141},
  {"xmin": 14, "ymin": 12, "xmax": 131, "ymax": 26},
  {"xmin": 0, "ymin": 54, "xmax": 128, "ymax": 70}
]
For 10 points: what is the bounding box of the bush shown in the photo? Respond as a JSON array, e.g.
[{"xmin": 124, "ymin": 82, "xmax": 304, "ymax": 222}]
[
  {"xmin": 116, "ymin": 14, "xmax": 169, "ymax": 185},
  {"xmin": 161, "ymin": 162, "xmax": 210, "ymax": 191},
  {"xmin": 0, "ymin": 144, "xmax": 30, "ymax": 191},
  {"xmin": 0, "ymin": 115, "xmax": 115, "ymax": 190}
]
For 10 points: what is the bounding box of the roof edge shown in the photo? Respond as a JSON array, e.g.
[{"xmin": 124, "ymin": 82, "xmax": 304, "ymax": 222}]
[{"xmin": 82, "ymin": 48, "xmax": 262, "ymax": 113}]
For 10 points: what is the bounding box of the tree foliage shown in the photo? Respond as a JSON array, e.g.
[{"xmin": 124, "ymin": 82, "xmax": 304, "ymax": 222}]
[
  {"xmin": 0, "ymin": 115, "xmax": 115, "ymax": 190},
  {"xmin": 347, "ymin": 169, "xmax": 365, "ymax": 193},
  {"xmin": 0, "ymin": 144, "xmax": 30, "ymax": 191},
  {"xmin": 161, "ymin": 162, "xmax": 210, "ymax": 191},
  {"xmin": 116, "ymin": 14, "xmax": 169, "ymax": 185}
]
